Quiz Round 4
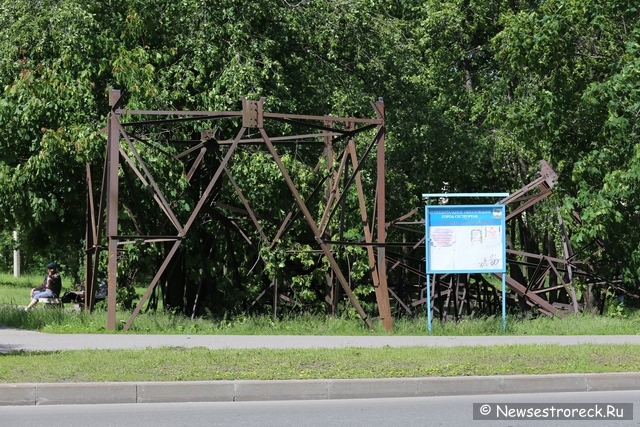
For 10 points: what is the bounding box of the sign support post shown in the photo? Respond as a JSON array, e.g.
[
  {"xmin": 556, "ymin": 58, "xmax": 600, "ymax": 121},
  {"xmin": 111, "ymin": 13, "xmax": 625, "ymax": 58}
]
[
  {"xmin": 423, "ymin": 193, "xmax": 508, "ymax": 334},
  {"xmin": 502, "ymin": 274, "xmax": 507, "ymax": 332}
]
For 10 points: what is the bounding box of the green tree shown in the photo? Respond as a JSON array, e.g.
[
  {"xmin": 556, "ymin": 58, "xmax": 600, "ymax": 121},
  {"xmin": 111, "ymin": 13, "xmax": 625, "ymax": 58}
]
[{"xmin": 490, "ymin": 0, "xmax": 640, "ymax": 280}]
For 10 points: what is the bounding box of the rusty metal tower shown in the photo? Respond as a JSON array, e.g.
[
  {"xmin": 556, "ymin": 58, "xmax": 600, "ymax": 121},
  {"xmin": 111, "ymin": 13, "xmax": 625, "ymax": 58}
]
[
  {"xmin": 86, "ymin": 91, "xmax": 634, "ymax": 332},
  {"xmin": 87, "ymin": 90, "xmax": 391, "ymax": 331}
]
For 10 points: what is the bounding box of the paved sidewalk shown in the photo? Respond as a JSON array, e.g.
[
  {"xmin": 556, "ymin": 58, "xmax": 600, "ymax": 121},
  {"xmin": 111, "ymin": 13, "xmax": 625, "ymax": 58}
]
[
  {"xmin": 2, "ymin": 327, "xmax": 640, "ymax": 406},
  {"xmin": 3, "ymin": 326, "xmax": 640, "ymax": 353}
]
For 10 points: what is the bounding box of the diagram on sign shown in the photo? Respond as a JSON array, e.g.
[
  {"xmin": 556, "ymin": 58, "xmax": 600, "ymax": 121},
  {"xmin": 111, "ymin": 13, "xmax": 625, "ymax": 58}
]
[{"xmin": 427, "ymin": 206, "xmax": 505, "ymax": 273}]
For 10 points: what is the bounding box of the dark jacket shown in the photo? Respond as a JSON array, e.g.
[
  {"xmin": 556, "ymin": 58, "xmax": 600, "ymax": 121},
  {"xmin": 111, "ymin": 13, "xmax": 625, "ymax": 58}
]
[{"xmin": 44, "ymin": 273, "xmax": 62, "ymax": 297}]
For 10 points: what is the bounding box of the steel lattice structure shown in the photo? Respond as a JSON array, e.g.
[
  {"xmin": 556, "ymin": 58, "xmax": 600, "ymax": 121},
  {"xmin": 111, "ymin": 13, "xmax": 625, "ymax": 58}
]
[{"xmin": 86, "ymin": 90, "xmax": 635, "ymax": 331}]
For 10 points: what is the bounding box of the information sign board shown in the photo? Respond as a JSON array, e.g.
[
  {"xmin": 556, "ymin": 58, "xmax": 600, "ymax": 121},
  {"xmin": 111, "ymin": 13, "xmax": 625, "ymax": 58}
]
[{"xmin": 426, "ymin": 205, "xmax": 506, "ymax": 274}]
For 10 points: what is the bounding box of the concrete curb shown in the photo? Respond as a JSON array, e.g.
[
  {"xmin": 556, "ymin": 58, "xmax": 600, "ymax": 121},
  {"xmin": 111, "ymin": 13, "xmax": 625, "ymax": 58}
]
[{"xmin": 1, "ymin": 372, "xmax": 639, "ymax": 406}]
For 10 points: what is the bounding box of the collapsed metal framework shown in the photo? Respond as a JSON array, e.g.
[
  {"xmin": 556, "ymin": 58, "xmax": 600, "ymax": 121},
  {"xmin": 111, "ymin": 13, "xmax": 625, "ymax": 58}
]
[
  {"xmin": 381, "ymin": 160, "xmax": 636, "ymax": 320},
  {"xmin": 86, "ymin": 91, "xmax": 634, "ymax": 331}
]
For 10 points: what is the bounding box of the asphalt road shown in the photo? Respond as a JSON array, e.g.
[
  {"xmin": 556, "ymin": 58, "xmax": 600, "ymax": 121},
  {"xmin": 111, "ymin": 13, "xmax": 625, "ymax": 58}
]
[{"xmin": 2, "ymin": 390, "xmax": 639, "ymax": 427}]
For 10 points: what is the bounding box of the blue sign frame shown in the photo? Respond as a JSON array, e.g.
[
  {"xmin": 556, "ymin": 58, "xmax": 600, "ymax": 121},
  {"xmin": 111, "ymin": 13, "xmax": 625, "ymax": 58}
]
[
  {"xmin": 425, "ymin": 205, "xmax": 506, "ymax": 274},
  {"xmin": 423, "ymin": 194, "xmax": 508, "ymax": 333}
]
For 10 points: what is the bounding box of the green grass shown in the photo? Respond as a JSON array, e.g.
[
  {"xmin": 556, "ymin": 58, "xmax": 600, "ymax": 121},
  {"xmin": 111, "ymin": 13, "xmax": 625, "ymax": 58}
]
[
  {"xmin": 2, "ymin": 273, "xmax": 640, "ymax": 336},
  {"xmin": 1, "ymin": 344, "xmax": 639, "ymax": 383},
  {"xmin": 1, "ymin": 304, "xmax": 640, "ymax": 335},
  {"xmin": 0, "ymin": 273, "xmax": 43, "ymax": 287},
  {"xmin": 0, "ymin": 273, "xmax": 45, "ymax": 305},
  {"xmin": 5, "ymin": 274, "xmax": 640, "ymax": 336},
  {"xmin": 3, "ymin": 276, "xmax": 640, "ymax": 384}
]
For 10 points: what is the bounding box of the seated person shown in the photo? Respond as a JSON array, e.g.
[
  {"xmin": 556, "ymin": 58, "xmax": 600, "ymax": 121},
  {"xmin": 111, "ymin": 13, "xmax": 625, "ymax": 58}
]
[{"xmin": 25, "ymin": 262, "xmax": 62, "ymax": 311}]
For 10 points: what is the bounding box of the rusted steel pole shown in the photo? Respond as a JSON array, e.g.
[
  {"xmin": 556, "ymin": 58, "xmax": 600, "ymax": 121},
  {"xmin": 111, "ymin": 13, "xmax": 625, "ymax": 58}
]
[
  {"xmin": 323, "ymin": 120, "xmax": 337, "ymax": 315},
  {"xmin": 106, "ymin": 90, "xmax": 121, "ymax": 330},
  {"xmin": 84, "ymin": 164, "xmax": 96, "ymax": 311},
  {"xmin": 89, "ymin": 139, "xmax": 111, "ymax": 312},
  {"xmin": 349, "ymin": 139, "xmax": 382, "ymax": 321},
  {"xmin": 374, "ymin": 99, "xmax": 392, "ymax": 331},
  {"xmin": 558, "ymin": 209, "xmax": 579, "ymax": 312}
]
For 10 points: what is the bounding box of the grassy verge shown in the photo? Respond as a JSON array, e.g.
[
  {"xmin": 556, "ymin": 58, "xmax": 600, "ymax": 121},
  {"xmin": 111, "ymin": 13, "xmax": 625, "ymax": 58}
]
[
  {"xmin": 1, "ymin": 344, "xmax": 639, "ymax": 383},
  {"xmin": 3, "ymin": 278, "xmax": 640, "ymax": 384},
  {"xmin": 4, "ymin": 275, "xmax": 640, "ymax": 385},
  {"xmin": 3, "ymin": 273, "xmax": 640, "ymax": 335},
  {"xmin": 1, "ymin": 304, "xmax": 640, "ymax": 335}
]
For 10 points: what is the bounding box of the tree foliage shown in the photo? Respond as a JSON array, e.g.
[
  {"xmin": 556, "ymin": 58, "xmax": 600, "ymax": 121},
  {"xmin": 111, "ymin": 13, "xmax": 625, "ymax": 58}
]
[{"xmin": 1, "ymin": 0, "xmax": 640, "ymax": 313}]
